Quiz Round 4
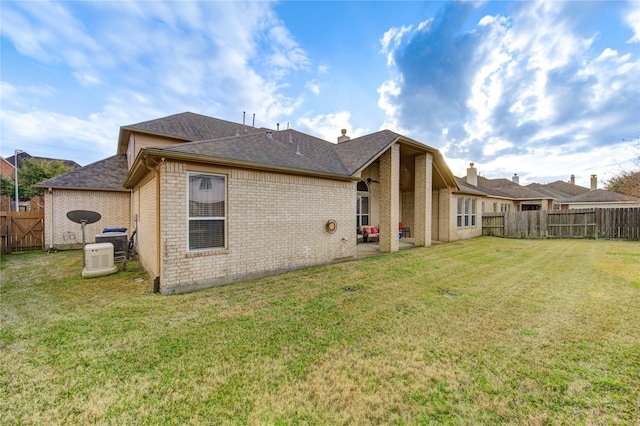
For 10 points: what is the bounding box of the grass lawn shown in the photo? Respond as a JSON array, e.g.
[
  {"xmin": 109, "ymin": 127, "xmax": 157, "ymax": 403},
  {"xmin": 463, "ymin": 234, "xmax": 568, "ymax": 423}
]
[{"xmin": 1, "ymin": 237, "xmax": 639, "ymax": 424}]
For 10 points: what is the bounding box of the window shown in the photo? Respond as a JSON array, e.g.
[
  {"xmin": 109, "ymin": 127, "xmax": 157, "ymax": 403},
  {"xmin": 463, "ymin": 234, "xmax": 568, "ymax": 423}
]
[
  {"xmin": 464, "ymin": 198, "xmax": 470, "ymax": 226},
  {"xmin": 357, "ymin": 195, "xmax": 370, "ymax": 227},
  {"xmin": 357, "ymin": 181, "xmax": 370, "ymax": 227},
  {"xmin": 471, "ymin": 198, "xmax": 477, "ymax": 226},
  {"xmin": 457, "ymin": 197, "xmax": 478, "ymax": 228},
  {"xmin": 188, "ymin": 173, "xmax": 226, "ymax": 251}
]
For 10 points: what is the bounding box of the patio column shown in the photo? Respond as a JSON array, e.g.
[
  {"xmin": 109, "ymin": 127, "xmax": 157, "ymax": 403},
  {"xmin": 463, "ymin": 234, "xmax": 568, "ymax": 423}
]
[
  {"xmin": 414, "ymin": 152, "xmax": 433, "ymax": 246},
  {"xmin": 379, "ymin": 144, "xmax": 400, "ymax": 253}
]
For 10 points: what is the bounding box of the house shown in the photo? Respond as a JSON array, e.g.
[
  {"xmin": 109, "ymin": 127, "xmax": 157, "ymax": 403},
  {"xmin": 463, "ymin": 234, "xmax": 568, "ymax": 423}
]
[
  {"xmin": 37, "ymin": 112, "xmax": 463, "ymax": 294},
  {"xmin": 4, "ymin": 151, "xmax": 81, "ymax": 212},
  {"xmin": 0, "ymin": 156, "xmax": 14, "ymax": 179},
  {"xmin": 526, "ymin": 175, "xmax": 640, "ymax": 209},
  {"xmin": 450, "ymin": 163, "xmax": 554, "ymax": 242}
]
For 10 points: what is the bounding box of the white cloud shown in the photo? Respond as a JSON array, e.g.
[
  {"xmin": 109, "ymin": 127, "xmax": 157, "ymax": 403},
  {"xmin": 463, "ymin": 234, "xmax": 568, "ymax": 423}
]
[
  {"xmin": 377, "ymin": 0, "xmax": 640, "ymax": 183},
  {"xmin": 0, "ymin": 1, "xmax": 315, "ymax": 162},
  {"xmin": 296, "ymin": 111, "xmax": 367, "ymax": 143},
  {"xmin": 625, "ymin": 2, "xmax": 640, "ymax": 43},
  {"xmin": 306, "ymin": 80, "xmax": 321, "ymax": 95},
  {"xmin": 379, "ymin": 24, "xmax": 413, "ymax": 66}
]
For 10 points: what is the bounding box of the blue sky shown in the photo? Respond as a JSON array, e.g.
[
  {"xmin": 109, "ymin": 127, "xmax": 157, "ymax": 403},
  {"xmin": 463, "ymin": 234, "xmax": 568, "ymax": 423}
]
[{"xmin": 1, "ymin": 0, "xmax": 639, "ymax": 188}]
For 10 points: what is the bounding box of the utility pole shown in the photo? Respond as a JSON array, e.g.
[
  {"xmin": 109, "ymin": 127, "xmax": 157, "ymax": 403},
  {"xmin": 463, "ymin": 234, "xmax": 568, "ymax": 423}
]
[{"xmin": 14, "ymin": 149, "xmax": 22, "ymax": 212}]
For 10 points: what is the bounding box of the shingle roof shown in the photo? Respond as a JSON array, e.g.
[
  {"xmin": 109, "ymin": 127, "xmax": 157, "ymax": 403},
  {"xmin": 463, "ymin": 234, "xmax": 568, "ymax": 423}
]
[
  {"xmin": 526, "ymin": 181, "xmax": 590, "ymax": 200},
  {"xmin": 334, "ymin": 130, "xmax": 401, "ymax": 173},
  {"xmin": 6, "ymin": 151, "xmax": 81, "ymax": 169},
  {"xmin": 139, "ymin": 128, "xmax": 453, "ymax": 182},
  {"xmin": 119, "ymin": 112, "xmax": 266, "ymax": 145},
  {"xmin": 476, "ymin": 176, "xmax": 550, "ymax": 199},
  {"xmin": 562, "ymin": 189, "xmax": 639, "ymax": 203},
  {"xmin": 34, "ymin": 155, "xmax": 128, "ymax": 191},
  {"xmin": 152, "ymin": 129, "xmax": 351, "ymax": 176},
  {"xmin": 454, "ymin": 177, "xmax": 487, "ymax": 196}
]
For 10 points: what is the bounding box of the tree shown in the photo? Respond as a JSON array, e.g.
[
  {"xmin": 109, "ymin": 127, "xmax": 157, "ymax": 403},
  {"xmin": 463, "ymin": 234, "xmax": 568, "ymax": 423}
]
[
  {"xmin": 606, "ymin": 140, "xmax": 640, "ymax": 198},
  {"xmin": 0, "ymin": 175, "xmax": 13, "ymax": 196},
  {"xmin": 15, "ymin": 158, "xmax": 74, "ymax": 198}
]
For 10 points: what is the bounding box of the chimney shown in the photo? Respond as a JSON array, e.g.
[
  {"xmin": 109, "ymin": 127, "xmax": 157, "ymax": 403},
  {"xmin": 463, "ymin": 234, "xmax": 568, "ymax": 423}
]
[
  {"xmin": 512, "ymin": 173, "xmax": 519, "ymax": 185},
  {"xmin": 591, "ymin": 174, "xmax": 597, "ymax": 191},
  {"xmin": 570, "ymin": 174, "xmax": 575, "ymax": 185},
  {"xmin": 466, "ymin": 163, "xmax": 478, "ymax": 186},
  {"xmin": 277, "ymin": 122, "xmax": 280, "ymax": 131},
  {"xmin": 337, "ymin": 129, "xmax": 350, "ymax": 143}
]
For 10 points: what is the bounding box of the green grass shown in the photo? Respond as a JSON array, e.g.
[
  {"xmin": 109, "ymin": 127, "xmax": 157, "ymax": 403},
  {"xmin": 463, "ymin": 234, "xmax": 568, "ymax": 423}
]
[{"xmin": 1, "ymin": 237, "xmax": 639, "ymax": 424}]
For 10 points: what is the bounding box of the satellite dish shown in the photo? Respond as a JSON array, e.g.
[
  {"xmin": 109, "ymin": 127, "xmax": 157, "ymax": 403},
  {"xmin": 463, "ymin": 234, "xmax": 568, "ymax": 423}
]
[
  {"xmin": 67, "ymin": 210, "xmax": 101, "ymax": 224},
  {"xmin": 66, "ymin": 210, "xmax": 101, "ymax": 267}
]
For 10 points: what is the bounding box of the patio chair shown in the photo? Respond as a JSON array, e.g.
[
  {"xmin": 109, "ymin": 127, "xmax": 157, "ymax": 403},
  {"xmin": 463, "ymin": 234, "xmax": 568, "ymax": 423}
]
[{"xmin": 362, "ymin": 226, "xmax": 379, "ymax": 243}]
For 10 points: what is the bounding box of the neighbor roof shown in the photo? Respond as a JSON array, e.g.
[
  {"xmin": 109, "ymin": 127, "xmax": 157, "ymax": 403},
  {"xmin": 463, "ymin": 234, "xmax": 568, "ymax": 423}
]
[
  {"xmin": 6, "ymin": 151, "xmax": 81, "ymax": 170},
  {"xmin": 117, "ymin": 112, "xmax": 267, "ymax": 154},
  {"xmin": 35, "ymin": 155, "xmax": 129, "ymax": 191},
  {"xmin": 475, "ymin": 176, "xmax": 551, "ymax": 200},
  {"xmin": 526, "ymin": 181, "xmax": 590, "ymax": 201},
  {"xmin": 561, "ymin": 189, "xmax": 640, "ymax": 203}
]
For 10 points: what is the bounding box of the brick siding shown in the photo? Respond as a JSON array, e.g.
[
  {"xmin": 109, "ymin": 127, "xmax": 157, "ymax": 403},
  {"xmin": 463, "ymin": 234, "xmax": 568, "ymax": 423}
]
[
  {"xmin": 44, "ymin": 189, "xmax": 130, "ymax": 249},
  {"xmin": 154, "ymin": 161, "xmax": 356, "ymax": 294}
]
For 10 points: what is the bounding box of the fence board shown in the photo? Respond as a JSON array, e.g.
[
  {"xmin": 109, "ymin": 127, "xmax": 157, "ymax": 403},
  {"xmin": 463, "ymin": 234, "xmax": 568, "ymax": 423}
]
[
  {"xmin": 482, "ymin": 207, "xmax": 639, "ymax": 240},
  {"xmin": 0, "ymin": 211, "xmax": 45, "ymax": 254}
]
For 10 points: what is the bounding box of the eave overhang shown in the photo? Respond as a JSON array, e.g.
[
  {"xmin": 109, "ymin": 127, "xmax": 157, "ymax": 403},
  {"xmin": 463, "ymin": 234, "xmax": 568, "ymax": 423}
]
[{"xmin": 124, "ymin": 148, "xmax": 360, "ymax": 189}]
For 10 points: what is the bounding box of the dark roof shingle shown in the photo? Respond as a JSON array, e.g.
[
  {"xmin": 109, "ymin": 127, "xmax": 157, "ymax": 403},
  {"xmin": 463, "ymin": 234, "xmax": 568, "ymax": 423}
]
[{"xmin": 35, "ymin": 155, "xmax": 128, "ymax": 191}]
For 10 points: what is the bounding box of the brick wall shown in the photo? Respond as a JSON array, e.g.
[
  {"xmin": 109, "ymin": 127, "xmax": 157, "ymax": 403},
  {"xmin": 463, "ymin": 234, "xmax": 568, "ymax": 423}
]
[
  {"xmin": 378, "ymin": 144, "xmax": 400, "ymax": 253},
  {"xmin": 44, "ymin": 189, "xmax": 130, "ymax": 249},
  {"xmin": 156, "ymin": 161, "xmax": 356, "ymax": 294}
]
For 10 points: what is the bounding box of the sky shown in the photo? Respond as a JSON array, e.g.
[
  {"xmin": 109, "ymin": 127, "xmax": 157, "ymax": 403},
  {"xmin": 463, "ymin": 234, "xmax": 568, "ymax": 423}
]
[{"xmin": 1, "ymin": 0, "xmax": 639, "ymax": 189}]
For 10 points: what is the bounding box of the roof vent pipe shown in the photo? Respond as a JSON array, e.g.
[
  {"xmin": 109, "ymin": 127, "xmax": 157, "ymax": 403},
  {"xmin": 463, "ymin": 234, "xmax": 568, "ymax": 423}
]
[
  {"xmin": 252, "ymin": 113, "xmax": 255, "ymax": 127},
  {"xmin": 277, "ymin": 123, "xmax": 280, "ymax": 131},
  {"xmin": 243, "ymin": 111, "xmax": 246, "ymax": 126}
]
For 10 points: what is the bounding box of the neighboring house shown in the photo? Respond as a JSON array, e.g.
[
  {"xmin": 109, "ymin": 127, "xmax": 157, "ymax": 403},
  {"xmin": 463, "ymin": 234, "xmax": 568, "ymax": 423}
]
[
  {"xmin": 526, "ymin": 175, "xmax": 640, "ymax": 209},
  {"xmin": 37, "ymin": 112, "xmax": 462, "ymax": 294},
  {"xmin": 0, "ymin": 156, "xmax": 14, "ymax": 179},
  {"xmin": 454, "ymin": 163, "xmax": 554, "ymax": 220},
  {"xmin": 5, "ymin": 151, "xmax": 81, "ymax": 212},
  {"xmin": 6, "ymin": 151, "xmax": 81, "ymax": 170}
]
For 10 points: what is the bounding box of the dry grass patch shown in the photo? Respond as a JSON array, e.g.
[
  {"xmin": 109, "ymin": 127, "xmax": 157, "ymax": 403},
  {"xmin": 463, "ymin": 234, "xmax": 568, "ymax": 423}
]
[{"xmin": 1, "ymin": 238, "xmax": 639, "ymax": 424}]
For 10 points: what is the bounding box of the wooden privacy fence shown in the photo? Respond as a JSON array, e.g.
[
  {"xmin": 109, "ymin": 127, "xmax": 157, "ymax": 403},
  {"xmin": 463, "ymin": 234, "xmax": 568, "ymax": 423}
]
[
  {"xmin": 482, "ymin": 208, "xmax": 640, "ymax": 240},
  {"xmin": 0, "ymin": 211, "xmax": 45, "ymax": 254}
]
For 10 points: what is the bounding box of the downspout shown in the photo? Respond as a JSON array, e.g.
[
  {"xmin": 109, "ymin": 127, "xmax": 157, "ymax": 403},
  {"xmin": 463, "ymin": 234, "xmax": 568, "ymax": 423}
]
[
  {"xmin": 144, "ymin": 157, "xmax": 162, "ymax": 293},
  {"xmin": 48, "ymin": 188, "xmax": 55, "ymax": 252}
]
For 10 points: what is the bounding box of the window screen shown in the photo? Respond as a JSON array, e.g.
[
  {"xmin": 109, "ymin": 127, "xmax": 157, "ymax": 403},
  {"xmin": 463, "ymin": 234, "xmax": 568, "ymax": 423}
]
[{"xmin": 188, "ymin": 173, "xmax": 225, "ymax": 250}]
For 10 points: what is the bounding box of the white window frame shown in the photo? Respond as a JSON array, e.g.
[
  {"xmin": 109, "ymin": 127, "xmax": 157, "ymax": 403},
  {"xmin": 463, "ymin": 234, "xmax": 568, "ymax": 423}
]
[
  {"xmin": 187, "ymin": 172, "xmax": 227, "ymax": 252},
  {"xmin": 457, "ymin": 197, "xmax": 478, "ymax": 229}
]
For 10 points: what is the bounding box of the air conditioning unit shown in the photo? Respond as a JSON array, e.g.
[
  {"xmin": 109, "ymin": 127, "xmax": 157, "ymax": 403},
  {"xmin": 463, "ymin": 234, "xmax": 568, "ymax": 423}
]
[
  {"xmin": 95, "ymin": 232, "xmax": 127, "ymax": 254},
  {"xmin": 82, "ymin": 242, "xmax": 118, "ymax": 278}
]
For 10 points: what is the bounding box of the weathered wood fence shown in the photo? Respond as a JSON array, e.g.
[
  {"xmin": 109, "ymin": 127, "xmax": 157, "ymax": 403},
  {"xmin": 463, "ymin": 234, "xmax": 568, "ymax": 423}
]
[
  {"xmin": 0, "ymin": 211, "xmax": 45, "ymax": 254},
  {"xmin": 482, "ymin": 208, "xmax": 640, "ymax": 240}
]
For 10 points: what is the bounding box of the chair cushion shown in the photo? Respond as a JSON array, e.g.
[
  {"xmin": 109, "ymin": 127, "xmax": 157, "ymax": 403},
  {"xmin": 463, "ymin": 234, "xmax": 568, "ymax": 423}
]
[{"xmin": 371, "ymin": 227, "xmax": 378, "ymax": 234}]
